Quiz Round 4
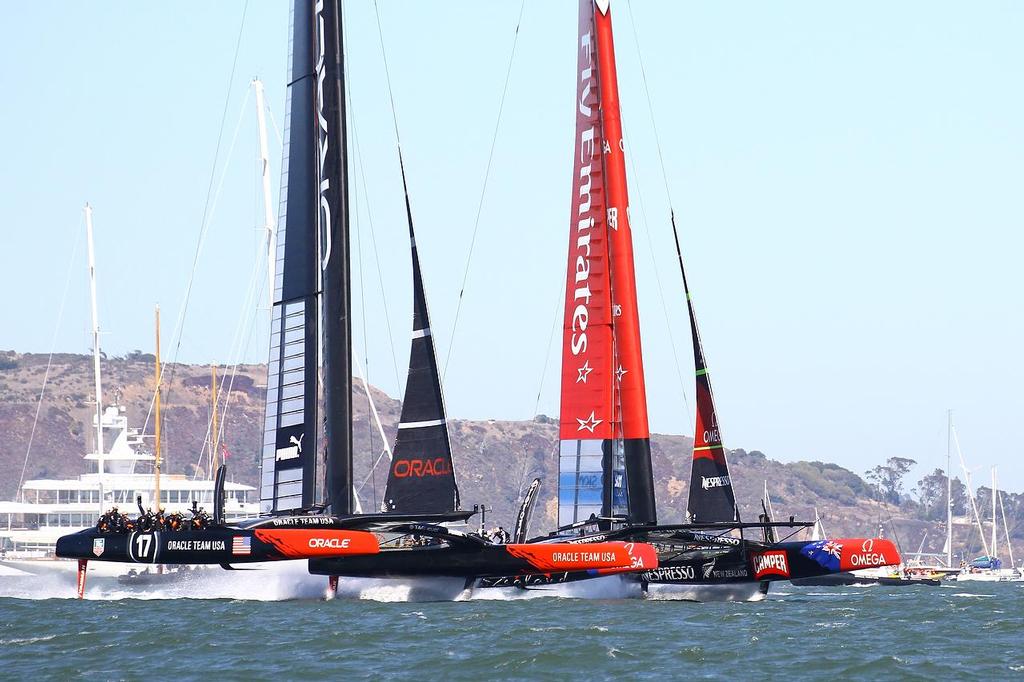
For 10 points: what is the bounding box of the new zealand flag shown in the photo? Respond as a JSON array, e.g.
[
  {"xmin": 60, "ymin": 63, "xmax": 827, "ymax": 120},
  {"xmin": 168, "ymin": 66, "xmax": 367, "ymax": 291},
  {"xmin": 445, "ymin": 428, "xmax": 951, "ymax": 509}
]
[{"xmin": 801, "ymin": 539, "xmax": 843, "ymax": 572}]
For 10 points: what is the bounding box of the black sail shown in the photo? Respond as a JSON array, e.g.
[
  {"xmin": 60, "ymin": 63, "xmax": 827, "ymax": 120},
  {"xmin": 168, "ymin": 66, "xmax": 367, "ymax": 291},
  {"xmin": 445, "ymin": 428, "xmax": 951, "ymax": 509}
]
[
  {"xmin": 316, "ymin": 0, "xmax": 354, "ymax": 516},
  {"xmin": 260, "ymin": 0, "xmax": 321, "ymax": 514},
  {"xmin": 381, "ymin": 183, "xmax": 460, "ymax": 514},
  {"xmin": 673, "ymin": 226, "xmax": 738, "ymax": 523}
]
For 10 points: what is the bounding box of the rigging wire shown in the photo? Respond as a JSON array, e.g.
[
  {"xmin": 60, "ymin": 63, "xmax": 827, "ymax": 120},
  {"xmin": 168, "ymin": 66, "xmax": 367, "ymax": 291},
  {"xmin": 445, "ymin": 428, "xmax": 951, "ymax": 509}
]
[
  {"xmin": 349, "ymin": 84, "xmax": 378, "ymax": 510},
  {"xmin": 532, "ymin": 279, "xmax": 565, "ymax": 420},
  {"xmin": 264, "ymin": 97, "xmax": 284, "ymax": 147},
  {"xmin": 623, "ymin": 127, "xmax": 693, "ymax": 423},
  {"xmin": 623, "ymin": 0, "xmax": 699, "ymax": 427},
  {"xmin": 140, "ymin": 2, "xmax": 251, "ymax": 454},
  {"xmin": 192, "ymin": 245, "xmax": 266, "ymax": 479},
  {"xmin": 344, "ymin": 5, "xmax": 402, "ymax": 392},
  {"xmin": 16, "ymin": 218, "xmax": 83, "ymax": 499},
  {"xmin": 440, "ymin": 0, "xmax": 527, "ymax": 380}
]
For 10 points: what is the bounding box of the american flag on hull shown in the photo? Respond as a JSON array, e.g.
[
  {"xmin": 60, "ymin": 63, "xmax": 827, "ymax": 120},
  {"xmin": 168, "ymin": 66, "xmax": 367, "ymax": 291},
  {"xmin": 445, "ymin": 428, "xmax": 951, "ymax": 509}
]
[{"xmin": 232, "ymin": 536, "xmax": 251, "ymax": 556}]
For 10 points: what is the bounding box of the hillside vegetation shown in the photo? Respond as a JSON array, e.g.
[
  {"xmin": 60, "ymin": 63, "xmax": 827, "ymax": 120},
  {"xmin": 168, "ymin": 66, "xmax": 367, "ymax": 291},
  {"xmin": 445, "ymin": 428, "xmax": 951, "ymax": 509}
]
[{"xmin": 0, "ymin": 351, "xmax": 1018, "ymax": 561}]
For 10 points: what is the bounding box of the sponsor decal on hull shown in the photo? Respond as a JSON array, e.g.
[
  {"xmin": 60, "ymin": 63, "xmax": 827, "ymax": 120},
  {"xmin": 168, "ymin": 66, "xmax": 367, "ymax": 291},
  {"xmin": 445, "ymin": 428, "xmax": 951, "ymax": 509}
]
[
  {"xmin": 253, "ymin": 528, "xmax": 380, "ymax": 559},
  {"xmin": 166, "ymin": 540, "xmax": 227, "ymax": 552},
  {"xmin": 839, "ymin": 538, "xmax": 897, "ymax": 572},
  {"xmin": 643, "ymin": 566, "xmax": 696, "ymax": 582},
  {"xmin": 92, "ymin": 538, "xmax": 104, "ymax": 557},
  {"xmin": 505, "ymin": 542, "xmax": 656, "ymax": 574},
  {"xmin": 752, "ymin": 550, "xmax": 790, "ymax": 579}
]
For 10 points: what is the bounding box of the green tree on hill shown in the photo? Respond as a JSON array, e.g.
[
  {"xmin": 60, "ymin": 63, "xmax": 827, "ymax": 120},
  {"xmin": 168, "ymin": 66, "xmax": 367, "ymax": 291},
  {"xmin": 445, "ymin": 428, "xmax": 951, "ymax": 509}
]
[{"xmin": 866, "ymin": 456, "xmax": 916, "ymax": 505}]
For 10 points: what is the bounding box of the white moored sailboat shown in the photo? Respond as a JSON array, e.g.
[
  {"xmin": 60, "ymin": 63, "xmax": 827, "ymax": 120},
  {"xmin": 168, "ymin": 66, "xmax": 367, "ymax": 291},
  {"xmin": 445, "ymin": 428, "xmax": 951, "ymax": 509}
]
[{"xmin": 0, "ymin": 206, "xmax": 258, "ymax": 580}]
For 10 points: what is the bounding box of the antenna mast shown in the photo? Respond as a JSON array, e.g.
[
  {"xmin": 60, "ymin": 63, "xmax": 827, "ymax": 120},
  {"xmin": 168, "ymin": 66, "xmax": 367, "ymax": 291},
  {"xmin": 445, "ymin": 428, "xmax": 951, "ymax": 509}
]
[
  {"xmin": 85, "ymin": 204, "xmax": 104, "ymax": 485},
  {"xmin": 211, "ymin": 364, "xmax": 219, "ymax": 476},
  {"xmin": 253, "ymin": 78, "xmax": 277, "ymax": 307},
  {"xmin": 154, "ymin": 305, "xmax": 162, "ymax": 511},
  {"xmin": 991, "ymin": 467, "xmax": 998, "ymax": 560},
  {"xmin": 946, "ymin": 409, "xmax": 953, "ymax": 567}
]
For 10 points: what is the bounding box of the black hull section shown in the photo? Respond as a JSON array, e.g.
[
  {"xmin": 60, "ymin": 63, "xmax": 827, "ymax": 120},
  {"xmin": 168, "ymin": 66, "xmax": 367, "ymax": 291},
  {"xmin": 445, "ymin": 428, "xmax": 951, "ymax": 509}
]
[
  {"xmin": 623, "ymin": 438, "xmax": 657, "ymax": 525},
  {"xmin": 309, "ymin": 546, "xmax": 556, "ymax": 580},
  {"xmin": 792, "ymin": 573, "xmax": 940, "ymax": 587},
  {"xmin": 55, "ymin": 524, "xmax": 377, "ymax": 565},
  {"xmin": 57, "ymin": 528, "xmax": 279, "ymax": 565}
]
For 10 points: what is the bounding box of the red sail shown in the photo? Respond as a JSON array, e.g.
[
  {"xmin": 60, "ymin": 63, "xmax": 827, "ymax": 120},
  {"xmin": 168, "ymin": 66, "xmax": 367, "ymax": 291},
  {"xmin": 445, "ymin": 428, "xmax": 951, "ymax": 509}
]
[
  {"xmin": 559, "ymin": 0, "xmax": 613, "ymax": 444},
  {"xmin": 592, "ymin": 2, "xmax": 649, "ymax": 443},
  {"xmin": 558, "ymin": 0, "xmax": 616, "ymax": 528},
  {"xmin": 592, "ymin": 0, "xmax": 657, "ymax": 523}
]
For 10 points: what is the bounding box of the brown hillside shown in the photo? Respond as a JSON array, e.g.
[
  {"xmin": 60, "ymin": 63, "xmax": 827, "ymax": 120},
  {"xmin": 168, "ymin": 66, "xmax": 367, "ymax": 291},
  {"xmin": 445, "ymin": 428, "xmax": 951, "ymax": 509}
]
[{"xmin": 0, "ymin": 351, "xmax": 1017, "ymax": 560}]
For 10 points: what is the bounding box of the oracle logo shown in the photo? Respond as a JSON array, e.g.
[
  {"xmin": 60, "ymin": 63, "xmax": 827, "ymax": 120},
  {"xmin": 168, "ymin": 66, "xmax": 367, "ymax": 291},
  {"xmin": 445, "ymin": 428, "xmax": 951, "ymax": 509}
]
[
  {"xmin": 309, "ymin": 537, "xmax": 350, "ymax": 549},
  {"xmin": 314, "ymin": 0, "xmax": 332, "ymax": 270},
  {"xmin": 392, "ymin": 458, "xmax": 452, "ymax": 478}
]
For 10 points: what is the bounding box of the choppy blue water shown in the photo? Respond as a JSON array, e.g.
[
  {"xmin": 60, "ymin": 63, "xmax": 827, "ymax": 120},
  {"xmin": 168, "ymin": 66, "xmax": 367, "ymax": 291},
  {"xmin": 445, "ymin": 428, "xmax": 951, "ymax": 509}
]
[{"xmin": 1, "ymin": 573, "xmax": 1021, "ymax": 680}]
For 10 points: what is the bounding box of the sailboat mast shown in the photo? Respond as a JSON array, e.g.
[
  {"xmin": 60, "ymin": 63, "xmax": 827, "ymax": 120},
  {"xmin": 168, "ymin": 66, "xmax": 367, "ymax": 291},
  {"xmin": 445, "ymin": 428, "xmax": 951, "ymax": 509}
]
[
  {"xmin": 84, "ymin": 204, "xmax": 104, "ymax": 474},
  {"xmin": 211, "ymin": 364, "xmax": 219, "ymax": 474},
  {"xmin": 991, "ymin": 467, "xmax": 997, "ymax": 559},
  {"xmin": 317, "ymin": 0, "xmax": 354, "ymax": 515},
  {"xmin": 953, "ymin": 424, "xmax": 989, "ymax": 557},
  {"xmin": 998, "ymin": 488, "xmax": 1015, "ymax": 567},
  {"xmin": 253, "ymin": 78, "xmax": 277, "ymax": 308},
  {"xmin": 946, "ymin": 409, "xmax": 953, "ymax": 567},
  {"xmin": 154, "ymin": 306, "xmax": 162, "ymax": 511}
]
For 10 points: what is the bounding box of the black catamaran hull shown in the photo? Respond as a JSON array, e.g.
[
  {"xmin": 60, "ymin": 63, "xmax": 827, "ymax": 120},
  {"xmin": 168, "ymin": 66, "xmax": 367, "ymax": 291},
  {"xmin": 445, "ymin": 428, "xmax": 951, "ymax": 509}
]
[
  {"xmin": 472, "ymin": 532, "xmax": 902, "ymax": 601},
  {"xmin": 55, "ymin": 525, "xmax": 380, "ymax": 566},
  {"xmin": 309, "ymin": 540, "xmax": 655, "ymax": 583}
]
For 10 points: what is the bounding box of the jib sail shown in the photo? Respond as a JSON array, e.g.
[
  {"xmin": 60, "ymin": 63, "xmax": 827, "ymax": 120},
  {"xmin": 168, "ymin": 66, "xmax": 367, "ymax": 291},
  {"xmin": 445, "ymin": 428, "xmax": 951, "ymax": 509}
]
[
  {"xmin": 676, "ymin": 245, "xmax": 738, "ymax": 522},
  {"xmin": 381, "ymin": 189, "xmax": 459, "ymax": 514},
  {"xmin": 260, "ymin": 0, "xmax": 353, "ymax": 515}
]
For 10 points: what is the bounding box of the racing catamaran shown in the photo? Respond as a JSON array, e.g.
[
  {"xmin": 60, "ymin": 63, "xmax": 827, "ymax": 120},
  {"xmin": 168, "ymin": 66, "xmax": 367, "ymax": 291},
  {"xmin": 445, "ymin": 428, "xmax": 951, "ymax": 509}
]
[
  {"xmin": 475, "ymin": 0, "xmax": 901, "ymax": 600},
  {"xmin": 58, "ymin": 0, "xmax": 658, "ymax": 599}
]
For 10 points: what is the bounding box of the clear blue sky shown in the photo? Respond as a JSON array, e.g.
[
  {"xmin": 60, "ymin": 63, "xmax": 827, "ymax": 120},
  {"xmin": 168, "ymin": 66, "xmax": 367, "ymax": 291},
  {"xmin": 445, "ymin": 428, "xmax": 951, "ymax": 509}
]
[{"xmin": 1, "ymin": 2, "xmax": 1021, "ymax": 493}]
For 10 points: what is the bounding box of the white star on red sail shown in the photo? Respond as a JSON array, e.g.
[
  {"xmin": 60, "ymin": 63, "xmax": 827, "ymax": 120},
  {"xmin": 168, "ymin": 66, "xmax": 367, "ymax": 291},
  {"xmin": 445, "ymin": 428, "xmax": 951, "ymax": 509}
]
[
  {"xmin": 576, "ymin": 411, "xmax": 603, "ymax": 433},
  {"xmin": 615, "ymin": 365, "xmax": 628, "ymax": 382},
  {"xmin": 576, "ymin": 361, "xmax": 593, "ymax": 384}
]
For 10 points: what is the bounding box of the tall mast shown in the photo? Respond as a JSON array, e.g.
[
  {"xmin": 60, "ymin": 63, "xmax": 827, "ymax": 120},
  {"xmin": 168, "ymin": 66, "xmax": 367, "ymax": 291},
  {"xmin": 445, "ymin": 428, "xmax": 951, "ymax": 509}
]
[
  {"xmin": 991, "ymin": 467, "xmax": 997, "ymax": 559},
  {"xmin": 154, "ymin": 306, "xmax": 162, "ymax": 511},
  {"xmin": 84, "ymin": 204, "xmax": 104, "ymax": 474},
  {"xmin": 953, "ymin": 424, "xmax": 989, "ymax": 556},
  {"xmin": 211, "ymin": 364, "xmax": 219, "ymax": 475},
  {"xmin": 999, "ymin": 488, "xmax": 1015, "ymax": 567},
  {"xmin": 946, "ymin": 409, "xmax": 953, "ymax": 567},
  {"xmin": 318, "ymin": 0, "xmax": 354, "ymax": 515},
  {"xmin": 253, "ymin": 78, "xmax": 278, "ymax": 308}
]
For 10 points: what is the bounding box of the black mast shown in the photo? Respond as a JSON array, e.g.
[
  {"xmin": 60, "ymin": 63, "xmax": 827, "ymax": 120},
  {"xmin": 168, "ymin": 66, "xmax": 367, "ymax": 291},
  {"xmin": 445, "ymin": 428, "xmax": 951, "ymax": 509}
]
[{"xmin": 317, "ymin": 0, "xmax": 354, "ymax": 516}]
